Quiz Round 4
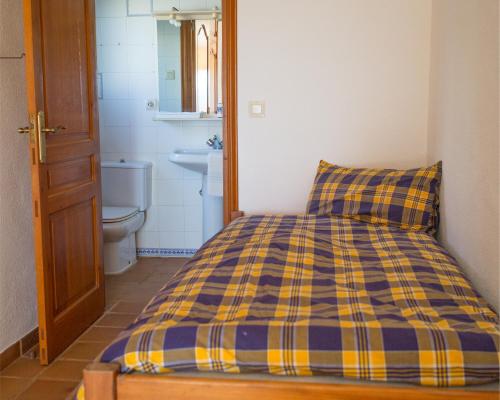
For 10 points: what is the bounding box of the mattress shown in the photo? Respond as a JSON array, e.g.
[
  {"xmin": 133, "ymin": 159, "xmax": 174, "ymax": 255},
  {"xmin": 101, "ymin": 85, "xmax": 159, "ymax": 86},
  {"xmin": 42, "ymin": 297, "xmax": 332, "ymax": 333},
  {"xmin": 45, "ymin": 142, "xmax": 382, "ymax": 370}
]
[{"xmin": 86, "ymin": 215, "xmax": 500, "ymax": 390}]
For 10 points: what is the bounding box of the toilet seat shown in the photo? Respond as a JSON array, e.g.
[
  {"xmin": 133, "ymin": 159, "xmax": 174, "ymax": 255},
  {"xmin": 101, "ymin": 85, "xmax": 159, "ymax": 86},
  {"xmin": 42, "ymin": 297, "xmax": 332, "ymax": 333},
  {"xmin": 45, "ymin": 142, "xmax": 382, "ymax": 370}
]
[{"xmin": 103, "ymin": 206, "xmax": 139, "ymax": 223}]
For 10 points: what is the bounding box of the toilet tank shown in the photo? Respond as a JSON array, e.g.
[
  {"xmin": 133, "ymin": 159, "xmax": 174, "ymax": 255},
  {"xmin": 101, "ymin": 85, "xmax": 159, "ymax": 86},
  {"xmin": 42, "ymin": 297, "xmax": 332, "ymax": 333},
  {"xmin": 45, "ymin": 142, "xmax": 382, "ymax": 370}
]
[{"xmin": 101, "ymin": 161, "xmax": 152, "ymax": 211}]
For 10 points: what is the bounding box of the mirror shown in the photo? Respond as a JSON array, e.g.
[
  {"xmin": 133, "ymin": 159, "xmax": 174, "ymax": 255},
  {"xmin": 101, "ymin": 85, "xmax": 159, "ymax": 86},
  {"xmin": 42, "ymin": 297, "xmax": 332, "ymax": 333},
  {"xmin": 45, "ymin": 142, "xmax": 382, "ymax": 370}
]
[{"xmin": 157, "ymin": 19, "xmax": 222, "ymax": 115}]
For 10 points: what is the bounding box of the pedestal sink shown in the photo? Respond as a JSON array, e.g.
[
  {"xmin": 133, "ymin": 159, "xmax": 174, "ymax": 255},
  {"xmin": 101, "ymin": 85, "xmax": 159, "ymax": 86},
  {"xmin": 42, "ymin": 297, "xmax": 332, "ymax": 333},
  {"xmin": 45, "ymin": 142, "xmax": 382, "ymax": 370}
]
[
  {"xmin": 168, "ymin": 149, "xmax": 223, "ymax": 243},
  {"xmin": 168, "ymin": 149, "xmax": 212, "ymax": 174}
]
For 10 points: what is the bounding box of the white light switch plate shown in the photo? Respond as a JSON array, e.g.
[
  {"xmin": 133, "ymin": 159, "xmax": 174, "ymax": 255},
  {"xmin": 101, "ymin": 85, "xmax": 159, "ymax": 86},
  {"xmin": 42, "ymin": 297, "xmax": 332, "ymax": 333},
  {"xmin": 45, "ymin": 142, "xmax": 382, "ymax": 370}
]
[{"xmin": 249, "ymin": 101, "xmax": 265, "ymax": 118}]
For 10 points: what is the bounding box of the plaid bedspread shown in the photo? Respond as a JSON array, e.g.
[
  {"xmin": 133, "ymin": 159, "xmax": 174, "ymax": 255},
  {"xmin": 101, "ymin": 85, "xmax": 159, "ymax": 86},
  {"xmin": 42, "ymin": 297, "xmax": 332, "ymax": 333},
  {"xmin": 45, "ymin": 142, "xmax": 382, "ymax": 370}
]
[{"xmin": 95, "ymin": 215, "xmax": 499, "ymax": 387}]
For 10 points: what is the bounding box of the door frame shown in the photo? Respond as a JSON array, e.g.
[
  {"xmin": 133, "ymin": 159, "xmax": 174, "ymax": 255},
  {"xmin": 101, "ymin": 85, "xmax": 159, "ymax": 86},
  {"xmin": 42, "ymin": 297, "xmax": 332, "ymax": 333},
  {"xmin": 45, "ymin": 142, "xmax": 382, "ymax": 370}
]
[{"xmin": 222, "ymin": 0, "xmax": 240, "ymax": 225}]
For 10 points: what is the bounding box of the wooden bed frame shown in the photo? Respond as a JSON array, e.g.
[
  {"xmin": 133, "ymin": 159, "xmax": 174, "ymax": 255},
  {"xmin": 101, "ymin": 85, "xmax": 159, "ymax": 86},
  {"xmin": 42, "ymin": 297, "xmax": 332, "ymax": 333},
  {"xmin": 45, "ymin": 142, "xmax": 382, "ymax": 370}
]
[{"xmin": 83, "ymin": 363, "xmax": 497, "ymax": 400}]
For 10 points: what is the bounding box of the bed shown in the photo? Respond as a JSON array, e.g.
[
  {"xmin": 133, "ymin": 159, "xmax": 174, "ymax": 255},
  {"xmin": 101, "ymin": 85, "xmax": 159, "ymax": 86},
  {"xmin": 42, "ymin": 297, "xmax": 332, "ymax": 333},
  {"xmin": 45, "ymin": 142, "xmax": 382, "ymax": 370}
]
[{"xmin": 79, "ymin": 214, "xmax": 499, "ymax": 400}]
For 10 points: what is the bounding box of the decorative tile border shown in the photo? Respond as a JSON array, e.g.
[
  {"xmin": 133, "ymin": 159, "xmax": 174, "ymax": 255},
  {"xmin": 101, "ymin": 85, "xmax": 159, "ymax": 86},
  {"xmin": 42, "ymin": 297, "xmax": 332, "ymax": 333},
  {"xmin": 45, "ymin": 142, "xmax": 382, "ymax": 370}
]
[{"xmin": 137, "ymin": 248, "xmax": 197, "ymax": 257}]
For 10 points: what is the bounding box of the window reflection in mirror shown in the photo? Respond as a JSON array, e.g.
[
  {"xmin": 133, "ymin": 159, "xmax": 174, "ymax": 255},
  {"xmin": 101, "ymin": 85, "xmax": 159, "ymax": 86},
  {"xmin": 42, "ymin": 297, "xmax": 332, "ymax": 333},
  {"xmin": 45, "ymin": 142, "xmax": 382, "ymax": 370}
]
[{"xmin": 157, "ymin": 19, "xmax": 222, "ymax": 115}]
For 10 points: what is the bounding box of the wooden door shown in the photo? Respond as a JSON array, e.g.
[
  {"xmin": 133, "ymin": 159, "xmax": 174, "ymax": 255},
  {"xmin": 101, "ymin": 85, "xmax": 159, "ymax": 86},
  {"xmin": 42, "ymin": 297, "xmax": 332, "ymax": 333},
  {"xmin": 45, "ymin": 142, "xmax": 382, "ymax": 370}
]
[{"xmin": 23, "ymin": 0, "xmax": 104, "ymax": 364}]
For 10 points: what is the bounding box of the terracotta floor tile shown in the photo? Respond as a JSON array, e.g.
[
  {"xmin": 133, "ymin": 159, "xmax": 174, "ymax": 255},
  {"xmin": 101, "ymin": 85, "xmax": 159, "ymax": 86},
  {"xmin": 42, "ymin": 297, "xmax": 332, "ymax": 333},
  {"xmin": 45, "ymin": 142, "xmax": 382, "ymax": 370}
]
[
  {"xmin": 142, "ymin": 272, "xmax": 179, "ymax": 285},
  {"xmin": 0, "ymin": 377, "xmax": 32, "ymax": 400},
  {"xmin": 112, "ymin": 269, "xmax": 152, "ymax": 283},
  {"xmin": 139, "ymin": 257, "xmax": 184, "ymax": 267},
  {"xmin": 106, "ymin": 284, "xmax": 143, "ymax": 301},
  {"xmin": 0, "ymin": 357, "xmax": 45, "ymax": 378},
  {"xmin": 119, "ymin": 290, "xmax": 156, "ymax": 303},
  {"xmin": 158, "ymin": 257, "xmax": 188, "ymax": 267},
  {"xmin": 78, "ymin": 327, "xmax": 122, "ymax": 343},
  {"xmin": 95, "ymin": 313, "xmax": 137, "ymax": 328},
  {"xmin": 105, "ymin": 300, "xmax": 118, "ymax": 311},
  {"xmin": 16, "ymin": 379, "xmax": 78, "ymax": 400},
  {"xmin": 38, "ymin": 360, "xmax": 88, "ymax": 382},
  {"xmin": 60, "ymin": 342, "xmax": 108, "ymax": 361},
  {"xmin": 110, "ymin": 301, "xmax": 148, "ymax": 314}
]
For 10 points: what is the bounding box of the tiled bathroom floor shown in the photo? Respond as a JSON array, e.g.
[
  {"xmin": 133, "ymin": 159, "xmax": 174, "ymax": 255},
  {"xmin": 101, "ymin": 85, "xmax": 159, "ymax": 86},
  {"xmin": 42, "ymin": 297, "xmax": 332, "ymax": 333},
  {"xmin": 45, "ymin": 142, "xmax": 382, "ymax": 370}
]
[{"xmin": 0, "ymin": 257, "xmax": 187, "ymax": 400}]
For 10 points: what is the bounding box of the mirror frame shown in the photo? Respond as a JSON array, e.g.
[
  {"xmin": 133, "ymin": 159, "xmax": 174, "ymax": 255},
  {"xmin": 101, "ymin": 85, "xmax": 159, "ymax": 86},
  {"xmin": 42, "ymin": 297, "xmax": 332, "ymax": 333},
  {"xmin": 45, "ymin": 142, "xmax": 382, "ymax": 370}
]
[{"xmin": 154, "ymin": 11, "xmax": 222, "ymax": 117}]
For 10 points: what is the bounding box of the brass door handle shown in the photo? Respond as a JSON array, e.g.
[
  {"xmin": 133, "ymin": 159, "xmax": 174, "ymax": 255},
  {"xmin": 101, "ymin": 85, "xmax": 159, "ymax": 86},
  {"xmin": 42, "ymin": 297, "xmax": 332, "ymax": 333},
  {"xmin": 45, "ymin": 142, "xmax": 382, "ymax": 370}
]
[
  {"xmin": 17, "ymin": 115, "xmax": 36, "ymax": 140},
  {"xmin": 37, "ymin": 111, "xmax": 47, "ymax": 163},
  {"xmin": 35, "ymin": 112, "xmax": 66, "ymax": 163},
  {"xmin": 41, "ymin": 125, "xmax": 66, "ymax": 134}
]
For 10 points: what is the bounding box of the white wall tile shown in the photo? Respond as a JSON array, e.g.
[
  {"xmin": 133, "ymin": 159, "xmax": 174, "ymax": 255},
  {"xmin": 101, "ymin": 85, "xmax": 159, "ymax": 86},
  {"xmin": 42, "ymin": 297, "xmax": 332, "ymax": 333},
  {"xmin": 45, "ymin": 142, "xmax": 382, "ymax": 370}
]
[
  {"xmin": 98, "ymin": 45, "xmax": 128, "ymax": 73},
  {"xmin": 127, "ymin": 0, "xmax": 152, "ymax": 15},
  {"xmin": 153, "ymin": 0, "xmax": 179, "ymax": 12},
  {"xmin": 128, "ymin": 99, "xmax": 158, "ymax": 127},
  {"xmin": 183, "ymin": 168, "xmax": 201, "ymax": 180},
  {"xmin": 157, "ymin": 154, "xmax": 184, "ymax": 179},
  {"xmin": 102, "ymin": 73, "xmax": 129, "ymax": 99},
  {"xmin": 137, "ymin": 231, "xmax": 160, "ymax": 248},
  {"xmin": 184, "ymin": 205, "xmax": 202, "ymax": 231},
  {"xmin": 100, "ymin": 126, "xmax": 131, "ymax": 153},
  {"xmin": 160, "ymin": 231, "xmax": 185, "ymax": 248},
  {"xmin": 97, "ymin": 18, "xmax": 127, "ymax": 45},
  {"xmin": 130, "ymin": 126, "xmax": 157, "ymax": 153},
  {"xmin": 131, "ymin": 153, "xmax": 158, "ymax": 175},
  {"xmin": 100, "ymin": 99, "xmax": 131, "ymax": 126},
  {"xmin": 178, "ymin": 124, "xmax": 212, "ymax": 147},
  {"xmin": 126, "ymin": 17, "xmax": 156, "ymax": 45},
  {"xmin": 157, "ymin": 123, "xmax": 182, "ymax": 152},
  {"xmin": 183, "ymin": 179, "xmax": 203, "ymax": 206},
  {"xmin": 180, "ymin": 0, "xmax": 207, "ymax": 10},
  {"xmin": 142, "ymin": 205, "xmax": 159, "ymax": 231},
  {"xmin": 127, "ymin": 45, "xmax": 156, "ymax": 73},
  {"xmin": 156, "ymin": 179, "xmax": 184, "ymax": 205},
  {"xmin": 101, "ymin": 152, "xmax": 128, "ymax": 161},
  {"xmin": 185, "ymin": 231, "xmax": 203, "ymax": 249},
  {"xmin": 129, "ymin": 73, "xmax": 157, "ymax": 100},
  {"xmin": 159, "ymin": 206, "xmax": 185, "ymax": 231},
  {"xmin": 96, "ymin": 0, "xmax": 128, "ymax": 18}
]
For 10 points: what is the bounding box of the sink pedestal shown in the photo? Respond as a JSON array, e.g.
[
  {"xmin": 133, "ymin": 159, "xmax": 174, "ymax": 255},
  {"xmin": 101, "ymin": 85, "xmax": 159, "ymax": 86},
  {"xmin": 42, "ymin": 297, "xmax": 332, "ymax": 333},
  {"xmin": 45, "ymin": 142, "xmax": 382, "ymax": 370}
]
[
  {"xmin": 168, "ymin": 149, "xmax": 224, "ymax": 246},
  {"xmin": 202, "ymin": 174, "xmax": 223, "ymax": 242}
]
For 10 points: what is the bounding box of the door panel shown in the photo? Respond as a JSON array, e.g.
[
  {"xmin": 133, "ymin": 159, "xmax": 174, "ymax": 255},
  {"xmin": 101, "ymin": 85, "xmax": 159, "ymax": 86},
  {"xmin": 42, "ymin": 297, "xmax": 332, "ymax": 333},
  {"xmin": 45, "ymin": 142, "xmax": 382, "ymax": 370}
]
[
  {"xmin": 50, "ymin": 199, "xmax": 97, "ymax": 315},
  {"xmin": 46, "ymin": 156, "xmax": 93, "ymax": 194},
  {"xmin": 41, "ymin": 0, "xmax": 90, "ymax": 136},
  {"xmin": 23, "ymin": 0, "xmax": 104, "ymax": 364}
]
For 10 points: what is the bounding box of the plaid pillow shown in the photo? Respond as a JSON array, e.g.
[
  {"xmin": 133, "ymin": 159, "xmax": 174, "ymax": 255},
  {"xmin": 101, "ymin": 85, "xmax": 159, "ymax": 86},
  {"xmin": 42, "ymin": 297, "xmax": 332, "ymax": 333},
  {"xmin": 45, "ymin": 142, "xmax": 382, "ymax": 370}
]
[{"xmin": 306, "ymin": 160, "xmax": 442, "ymax": 234}]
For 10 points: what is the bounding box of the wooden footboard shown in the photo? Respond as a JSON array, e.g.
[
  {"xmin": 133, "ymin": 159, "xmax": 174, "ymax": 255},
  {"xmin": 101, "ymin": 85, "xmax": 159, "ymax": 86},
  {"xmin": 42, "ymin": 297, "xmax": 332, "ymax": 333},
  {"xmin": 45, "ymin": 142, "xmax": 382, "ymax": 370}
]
[{"xmin": 83, "ymin": 363, "xmax": 497, "ymax": 400}]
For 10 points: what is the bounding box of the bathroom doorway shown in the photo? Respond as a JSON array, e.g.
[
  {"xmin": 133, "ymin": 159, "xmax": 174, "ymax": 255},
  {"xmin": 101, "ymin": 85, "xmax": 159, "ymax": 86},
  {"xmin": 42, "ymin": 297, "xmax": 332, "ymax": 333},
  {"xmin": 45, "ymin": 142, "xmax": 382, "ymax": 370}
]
[{"xmin": 96, "ymin": 0, "xmax": 238, "ymax": 270}]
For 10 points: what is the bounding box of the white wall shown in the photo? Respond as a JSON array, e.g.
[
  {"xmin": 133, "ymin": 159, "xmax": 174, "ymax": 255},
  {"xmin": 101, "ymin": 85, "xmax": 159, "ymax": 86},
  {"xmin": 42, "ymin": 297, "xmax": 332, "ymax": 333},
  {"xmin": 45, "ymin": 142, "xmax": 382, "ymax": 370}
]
[
  {"xmin": 427, "ymin": 0, "xmax": 499, "ymax": 310},
  {"xmin": 96, "ymin": 0, "xmax": 222, "ymax": 254},
  {"xmin": 0, "ymin": 0, "xmax": 37, "ymax": 352},
  {"xmin": 238, "ymin": 0, "xmax": 432, "ymax": 213}
]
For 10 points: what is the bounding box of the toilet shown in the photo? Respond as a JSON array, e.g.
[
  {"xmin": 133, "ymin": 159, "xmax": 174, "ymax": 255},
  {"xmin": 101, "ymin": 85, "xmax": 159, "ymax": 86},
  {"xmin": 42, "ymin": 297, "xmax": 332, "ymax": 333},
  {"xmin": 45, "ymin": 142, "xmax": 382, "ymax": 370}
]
[{"xmin": 101, "ymin": 160, "xmax": 152, "ymax": 275}]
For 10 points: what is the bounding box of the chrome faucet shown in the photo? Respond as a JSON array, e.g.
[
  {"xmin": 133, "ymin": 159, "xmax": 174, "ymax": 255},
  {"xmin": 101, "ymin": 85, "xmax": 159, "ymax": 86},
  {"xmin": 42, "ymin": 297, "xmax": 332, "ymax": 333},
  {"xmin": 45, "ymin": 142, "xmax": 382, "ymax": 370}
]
[{"xmin": 206, "ymin": 134, "xmax": 223, "ymax": 150}]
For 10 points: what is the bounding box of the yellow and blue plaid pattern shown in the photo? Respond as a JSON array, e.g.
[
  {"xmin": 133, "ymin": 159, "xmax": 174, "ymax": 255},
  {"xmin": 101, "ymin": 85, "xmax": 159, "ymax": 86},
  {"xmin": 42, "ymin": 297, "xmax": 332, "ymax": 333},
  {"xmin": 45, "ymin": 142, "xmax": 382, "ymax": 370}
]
[
  {"xmin": 77, "ymin": 215, "xmax": 498, "ymax": 400},
  {"xmin": 306, "ymin": 161, "xmax": 442, "ymax": 234}
]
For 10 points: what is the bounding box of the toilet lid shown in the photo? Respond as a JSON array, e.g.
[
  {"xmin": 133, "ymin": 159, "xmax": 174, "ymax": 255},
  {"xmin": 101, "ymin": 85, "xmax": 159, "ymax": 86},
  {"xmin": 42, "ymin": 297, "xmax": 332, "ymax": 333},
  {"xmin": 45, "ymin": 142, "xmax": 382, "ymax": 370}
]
[{"xmin": 102, "ymin": 206, "xmax": 139, "ymax": 223}]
